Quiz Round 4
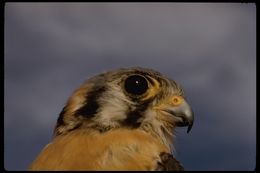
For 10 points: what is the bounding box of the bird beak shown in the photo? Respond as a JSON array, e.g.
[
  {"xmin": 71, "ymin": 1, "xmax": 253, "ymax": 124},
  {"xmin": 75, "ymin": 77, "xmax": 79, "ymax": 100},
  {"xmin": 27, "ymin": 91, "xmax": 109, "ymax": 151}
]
[{"xmin": 154, "ymin": 95, "xmax": 194, "ymax": 133}]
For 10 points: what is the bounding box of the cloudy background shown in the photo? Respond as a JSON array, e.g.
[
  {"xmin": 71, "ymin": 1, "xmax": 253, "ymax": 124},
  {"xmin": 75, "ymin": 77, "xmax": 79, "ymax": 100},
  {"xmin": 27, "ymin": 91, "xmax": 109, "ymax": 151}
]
[{"xmin": 4, "ymin": 3, "xmax": 256, "ymax": 171}]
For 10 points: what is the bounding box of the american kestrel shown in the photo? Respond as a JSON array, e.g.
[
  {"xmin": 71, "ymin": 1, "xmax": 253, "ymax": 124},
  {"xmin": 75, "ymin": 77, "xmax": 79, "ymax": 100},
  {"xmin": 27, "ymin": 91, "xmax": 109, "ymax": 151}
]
[{"xmin": 29, "ymin": 67, "xmax": 194, "ymax": 171}]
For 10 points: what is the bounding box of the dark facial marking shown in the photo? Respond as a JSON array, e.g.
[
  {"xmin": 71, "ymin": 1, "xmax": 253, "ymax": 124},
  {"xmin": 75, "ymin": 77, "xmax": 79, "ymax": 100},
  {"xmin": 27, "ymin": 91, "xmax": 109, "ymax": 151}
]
[
  {"xmin": 55, "ymin": 106, "xmax": 66, "ymax": 129},
  {"xmin": 75, "ymin": 86, "xmax": 106, "ymax": 118},
  {"xmin": 122, "ymin": 100, "xmax": 152, "ymax": 128}
]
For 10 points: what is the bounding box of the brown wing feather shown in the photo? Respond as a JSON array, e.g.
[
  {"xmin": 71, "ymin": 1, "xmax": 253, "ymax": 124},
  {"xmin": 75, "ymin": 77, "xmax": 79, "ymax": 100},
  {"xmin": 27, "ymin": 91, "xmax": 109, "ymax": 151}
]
[{"xmin": 156, "ymin": 152, "xmax": 184, "ymax": 171}]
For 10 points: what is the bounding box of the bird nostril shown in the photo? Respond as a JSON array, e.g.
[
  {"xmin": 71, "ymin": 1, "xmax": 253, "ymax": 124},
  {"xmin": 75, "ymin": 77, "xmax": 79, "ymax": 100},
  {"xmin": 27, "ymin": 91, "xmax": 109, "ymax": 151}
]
[{"xmin": 173, "ymin": 98, "xmax": 178, "ymax": 103}]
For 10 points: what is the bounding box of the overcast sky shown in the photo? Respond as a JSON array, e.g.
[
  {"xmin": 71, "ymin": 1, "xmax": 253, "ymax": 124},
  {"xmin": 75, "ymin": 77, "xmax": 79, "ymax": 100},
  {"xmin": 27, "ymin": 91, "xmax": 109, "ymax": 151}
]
[{"xmin": 4, "ymin": 3, "xmax": 256, "ymax": 171}]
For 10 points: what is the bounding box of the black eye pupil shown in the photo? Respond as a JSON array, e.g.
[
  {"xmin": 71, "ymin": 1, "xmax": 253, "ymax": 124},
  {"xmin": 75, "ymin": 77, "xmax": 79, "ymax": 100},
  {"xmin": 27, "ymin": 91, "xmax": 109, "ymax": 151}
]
[{"xmin": 124, "ymin": 75, "xmax": 148, "ymax": 95}]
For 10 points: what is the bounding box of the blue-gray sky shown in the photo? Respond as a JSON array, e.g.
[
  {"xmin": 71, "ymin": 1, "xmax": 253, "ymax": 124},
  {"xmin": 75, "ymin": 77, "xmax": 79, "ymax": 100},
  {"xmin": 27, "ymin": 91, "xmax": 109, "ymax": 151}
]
[{"xmin": 4, "ymin": 3, "xmax": 256, "ymax": 171}]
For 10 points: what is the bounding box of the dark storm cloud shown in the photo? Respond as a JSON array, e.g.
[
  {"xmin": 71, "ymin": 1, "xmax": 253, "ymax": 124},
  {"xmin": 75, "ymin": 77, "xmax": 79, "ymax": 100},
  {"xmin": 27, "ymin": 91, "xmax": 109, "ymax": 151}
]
[{"xmin": 5, "ymin": 3, "xmax": 256, "ymax": 170}]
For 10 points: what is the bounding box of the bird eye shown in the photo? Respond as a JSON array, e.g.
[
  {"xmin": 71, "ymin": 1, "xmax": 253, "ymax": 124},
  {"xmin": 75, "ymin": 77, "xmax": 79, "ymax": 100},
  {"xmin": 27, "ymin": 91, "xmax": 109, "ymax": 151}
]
[{"xmin": 124, "ymin": 75, "xmax": 149, "ymax": 95}]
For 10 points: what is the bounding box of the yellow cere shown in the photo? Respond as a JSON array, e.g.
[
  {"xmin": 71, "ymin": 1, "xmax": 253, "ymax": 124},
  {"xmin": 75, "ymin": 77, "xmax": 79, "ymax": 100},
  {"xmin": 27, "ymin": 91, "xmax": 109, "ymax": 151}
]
[{"xmin": 170, "ymin": 95, "xmax": 183, "ymax": 106}]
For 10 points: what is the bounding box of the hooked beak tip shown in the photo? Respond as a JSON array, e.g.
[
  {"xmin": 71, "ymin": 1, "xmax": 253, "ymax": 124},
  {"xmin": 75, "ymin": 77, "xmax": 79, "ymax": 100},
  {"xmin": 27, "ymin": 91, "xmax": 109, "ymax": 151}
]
[
  {"xmin": 162, "ymin": 106, "xmax": 194, "ymax": 133},
  {"xmin": 187, "ymin": 123, "xmax": 193, "ymax": 133},
  {"xmin": 155, "ymin": 96, "xmax": 194, "ymax": 133}
]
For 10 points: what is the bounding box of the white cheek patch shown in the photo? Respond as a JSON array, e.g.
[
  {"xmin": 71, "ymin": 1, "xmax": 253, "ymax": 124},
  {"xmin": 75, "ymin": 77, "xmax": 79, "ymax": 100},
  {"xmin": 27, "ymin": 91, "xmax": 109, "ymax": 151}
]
[
  {"xmin": 142, "ymin": 109, "xmax": 164, "ymax": 129},
  {"xmin": 142, "ymin": 109, "xmax": 157, "ymax": 122},
  {"xmin": 93, "ymin": 87, "xmax": 132, "ymax": 128}
]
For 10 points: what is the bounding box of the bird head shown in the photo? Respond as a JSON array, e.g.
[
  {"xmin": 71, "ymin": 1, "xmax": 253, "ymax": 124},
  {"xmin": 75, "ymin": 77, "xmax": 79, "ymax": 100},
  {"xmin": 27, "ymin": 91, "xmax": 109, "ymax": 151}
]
[{"xmin": 54, "ymin": 67, "xmax": 194, "ymax": 149}]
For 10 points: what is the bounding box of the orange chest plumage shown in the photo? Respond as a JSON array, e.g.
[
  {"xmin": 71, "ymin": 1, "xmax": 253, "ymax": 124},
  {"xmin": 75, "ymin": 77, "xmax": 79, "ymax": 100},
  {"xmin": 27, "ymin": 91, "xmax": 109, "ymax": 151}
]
[{"xmin": 29, "ymin": 129, "xmax": 170, "ymax": 171}]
